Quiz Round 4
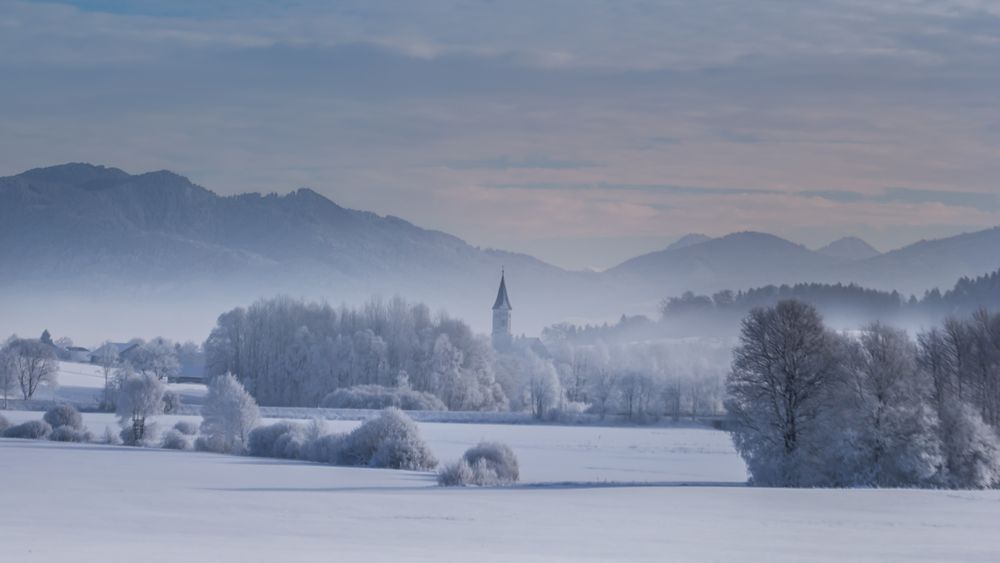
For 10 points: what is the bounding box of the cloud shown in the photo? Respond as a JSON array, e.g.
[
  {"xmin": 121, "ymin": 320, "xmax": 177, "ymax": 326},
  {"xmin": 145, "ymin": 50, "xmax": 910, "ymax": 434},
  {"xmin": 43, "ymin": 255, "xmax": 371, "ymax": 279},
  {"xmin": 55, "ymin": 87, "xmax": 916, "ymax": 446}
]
[
  {"xmin": 483, "ymin": 182, "xmax": 782, "ymax": 196},
  {"xmin": 800, "ymin": 187, "xmax": 1000, "ymax": 211},
  {"xmin": 445, "ymin": 156, "xmax": 597, "ymax": 170},
  {"xmin": 5, "ymin": 0, "xmax": 1000, "ymax": 270},
  {"xmin": 877, "ymin": 187, "xmax": 1000, "ymax": 211}
]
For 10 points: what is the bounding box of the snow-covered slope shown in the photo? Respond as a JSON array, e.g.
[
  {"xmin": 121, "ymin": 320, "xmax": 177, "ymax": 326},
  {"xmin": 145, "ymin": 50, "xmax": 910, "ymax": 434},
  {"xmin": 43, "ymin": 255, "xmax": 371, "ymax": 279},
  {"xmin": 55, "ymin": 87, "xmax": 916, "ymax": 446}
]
[{"xmin": 26, "ymin": 361, "xmax": 206, "ymax": 406}]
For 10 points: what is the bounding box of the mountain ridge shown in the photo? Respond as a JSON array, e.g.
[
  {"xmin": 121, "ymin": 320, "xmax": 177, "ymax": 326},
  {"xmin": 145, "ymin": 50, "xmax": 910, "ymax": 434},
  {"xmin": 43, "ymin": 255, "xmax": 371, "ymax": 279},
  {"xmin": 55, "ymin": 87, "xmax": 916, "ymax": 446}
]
[{"xmin": 4, "ymin": 163, "xmax": 1000, "ymax": 339}]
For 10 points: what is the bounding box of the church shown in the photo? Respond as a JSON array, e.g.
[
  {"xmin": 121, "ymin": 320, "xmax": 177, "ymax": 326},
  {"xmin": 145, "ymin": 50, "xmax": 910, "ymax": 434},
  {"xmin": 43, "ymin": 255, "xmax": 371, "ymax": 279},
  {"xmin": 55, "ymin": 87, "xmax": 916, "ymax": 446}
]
[
  {"xmin": 490, "ymin": 270, "xmax": 550, "ymax": 357},
  {"xmin": 491, "ymin": 270, "xmax": 513, "ymax": 350}
]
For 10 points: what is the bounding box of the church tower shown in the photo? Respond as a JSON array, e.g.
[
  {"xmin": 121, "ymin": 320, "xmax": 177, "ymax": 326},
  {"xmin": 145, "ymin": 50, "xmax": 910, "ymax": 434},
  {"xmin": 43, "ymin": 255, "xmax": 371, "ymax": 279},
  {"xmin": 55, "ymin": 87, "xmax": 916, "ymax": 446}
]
[{"xmin": 491, "ymin": 270, "xmax": 513, "ymax": 350}]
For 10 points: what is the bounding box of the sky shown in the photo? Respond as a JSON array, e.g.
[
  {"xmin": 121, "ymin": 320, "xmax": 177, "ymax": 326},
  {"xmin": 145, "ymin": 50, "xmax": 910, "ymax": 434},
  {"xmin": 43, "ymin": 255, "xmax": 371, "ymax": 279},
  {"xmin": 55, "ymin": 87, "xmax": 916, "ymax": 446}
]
[{"xmin": 3, "ymin": 1, "xmax": 1000, "ymax": 270}]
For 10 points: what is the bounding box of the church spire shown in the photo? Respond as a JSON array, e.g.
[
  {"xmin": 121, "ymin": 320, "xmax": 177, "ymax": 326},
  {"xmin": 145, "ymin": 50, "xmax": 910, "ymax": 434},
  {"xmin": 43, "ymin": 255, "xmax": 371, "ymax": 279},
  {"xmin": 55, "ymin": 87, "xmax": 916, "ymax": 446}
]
[
  {"xmin": 492, "ymin": 269, "xmax": 512, "ymax": 311},
  {"xmin": 491, "ymin": 270, "xmax": 512, "ymax": 349}
]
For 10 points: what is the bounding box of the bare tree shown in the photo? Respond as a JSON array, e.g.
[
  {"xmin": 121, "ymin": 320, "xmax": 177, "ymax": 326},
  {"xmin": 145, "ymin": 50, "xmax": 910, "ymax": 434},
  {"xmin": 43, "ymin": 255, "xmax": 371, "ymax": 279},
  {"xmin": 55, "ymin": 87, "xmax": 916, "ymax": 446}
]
[
  {"xmin": 726, "ymin": 301, "xmax": 845, "ymax": 486},
  {"xmin": 5, "ymin": 338, "xmax": 59, "ymax": 400},
  {"xmin": 94, "ymin": 341, "xmax": 118, "ymax": 410}
]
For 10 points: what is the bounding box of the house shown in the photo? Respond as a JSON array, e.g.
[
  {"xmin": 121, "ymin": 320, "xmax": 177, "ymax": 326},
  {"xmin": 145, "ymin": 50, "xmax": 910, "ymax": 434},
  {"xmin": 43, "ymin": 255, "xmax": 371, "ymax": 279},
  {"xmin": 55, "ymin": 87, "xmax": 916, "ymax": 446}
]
[
  {"xmin": 89, "ymin": 342, "xmax": 140, "ymax": 365},
  {"xmin": 65, "ymin": 346, "xmax": 91, "ymax": 363}
]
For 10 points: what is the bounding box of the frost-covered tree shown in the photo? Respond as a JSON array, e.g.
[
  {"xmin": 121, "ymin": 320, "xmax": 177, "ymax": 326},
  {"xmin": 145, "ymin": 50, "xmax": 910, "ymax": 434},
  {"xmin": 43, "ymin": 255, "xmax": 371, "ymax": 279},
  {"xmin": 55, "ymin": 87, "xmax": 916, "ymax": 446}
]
[
  {"xmin": 835, "ymin": 323, "xmax": 943, "ymax": 487},
  {"xmin": 935, "ymin": 400, "xmax": 1000, "ymax": 488},
  {"xmin": 94, "ymin": 340, "xmax": 118, "ymax": 410},
  {"xmin": 199, "ymin": 373, "xmax": 260, "ymax": 454},
  {"xmin": 130, "ymin": 337, "xmax": 180, "ymax": 382},
  {"xmin": 116, "ymin": 372, "xmax": 165, "ymax": 445},
  {"xmin": 726, "ymin": 301, "xmax": 846, "ymax": 486},
  {"xmin": 4, "ymin": 338, "xmax": 59, "ymax": 400},
  {"xmin": 204, "ymin": 297, "xmax": 506, "ymax": 409},
  {"xmin": 617, "ymin": 372, "xmax": 657, "ymax": 422},
  {"xmin": 0, "ymin": 346, "xmax": 16, "ymax": 409},
  {"xmin": 524, "ymin": 351, "xmax": 562, "ymax": 419}
]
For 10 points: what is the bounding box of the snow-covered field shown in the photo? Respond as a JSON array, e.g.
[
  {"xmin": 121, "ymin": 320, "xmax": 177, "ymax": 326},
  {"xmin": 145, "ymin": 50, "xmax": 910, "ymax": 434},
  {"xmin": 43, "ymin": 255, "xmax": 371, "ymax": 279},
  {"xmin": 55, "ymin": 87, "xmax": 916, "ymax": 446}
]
[
  {"xmin": 27, "ymin": 361, "xmax": 207, "ymax": 406},
  {"xmin": 5, "ymin": 362, "xmax": 1000, "ymax": 561},
  {"xmin": 3, "ymin": 412, "xmax": 1000, "ymax": 561}
]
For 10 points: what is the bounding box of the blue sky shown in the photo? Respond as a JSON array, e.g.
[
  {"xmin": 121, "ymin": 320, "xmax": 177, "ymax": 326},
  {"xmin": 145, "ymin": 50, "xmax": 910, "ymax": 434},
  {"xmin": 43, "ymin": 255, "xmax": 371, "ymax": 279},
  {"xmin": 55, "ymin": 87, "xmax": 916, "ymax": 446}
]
[{"xmin": 4, "ymin": 0, "xmax": 1000, "ymax": 269}]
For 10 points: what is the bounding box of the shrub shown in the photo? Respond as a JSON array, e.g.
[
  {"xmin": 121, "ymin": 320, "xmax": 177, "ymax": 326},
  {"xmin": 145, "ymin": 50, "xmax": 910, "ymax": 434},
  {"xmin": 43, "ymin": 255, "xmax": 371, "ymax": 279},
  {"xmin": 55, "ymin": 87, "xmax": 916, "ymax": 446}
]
[
  {"xmin": 303, "ymin": 432, "xmax": 345, "ymax": 464},
  {"xmin": 100, "ymin": 426, "xmax": 122, "ymax": 445},
  {"xmin": 461, "ymin": 441, "xmax": 519, "ymax": 483},
  {"xmin": 194, "ymin": 433, "xmax": 224, "ymax": 452},
  {"xmin": 437, "ymin": 459, "xmax": 475, "ymax": 486},
  {"xmin": 438, "ymin": 442, "xmax": 520, "ymax": 486},
  {"xmin": 4, "ymin": 420, "xmax": 52, "ymax": 439},
  {"xmin": 247, "ymin": 422, "xmax": 307, "ymax": 459},
  {"xmin": 44, "ymin": 404, "xmax": 83, "ymax": 430},
  {"xmin": 371, "ymin": 435, "xmax": 438, "ymax": 470},
  {"xmin": 0, "ymin": 413, "xmax": 9, "ymax": 433},
  {"xmin": 320, "ymin": 385, "xmax": 447, "ymax": 411},
  {"xmin": 338, "ymin": 408, "xmax": 437, "ymax": 469},
  {"xmin": 161, "ymin": 429, "xmax": 191, "ymax": 450},
  {"xmin": 437, "ymin": 458, "xmax": 506, "ymax": 486},
  {"xmin": 120, "ymin": 421, "xmax": 159, "ymax": 447},
  {"xmin": 173, "ymin": 420, "xmax": 198, "ymax": 436},
  {"xmin": 49, "ymin": 425, "xmax": 93, "ymax": 443},
  {"xmin": 247, "ymin": 409, "xmax": 437, "ymax": 471},
  {"xmin": 162, "ymin": 390, "xmax": 182, "ymax": 414}
]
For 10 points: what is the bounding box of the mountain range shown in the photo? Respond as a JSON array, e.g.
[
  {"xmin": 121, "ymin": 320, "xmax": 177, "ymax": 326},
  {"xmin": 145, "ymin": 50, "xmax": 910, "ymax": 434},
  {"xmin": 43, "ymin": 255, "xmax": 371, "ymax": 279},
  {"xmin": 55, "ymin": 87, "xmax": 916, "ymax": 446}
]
[{"xmin": 2, "ymin": 163, "xmax": 999, "ymax": 341}]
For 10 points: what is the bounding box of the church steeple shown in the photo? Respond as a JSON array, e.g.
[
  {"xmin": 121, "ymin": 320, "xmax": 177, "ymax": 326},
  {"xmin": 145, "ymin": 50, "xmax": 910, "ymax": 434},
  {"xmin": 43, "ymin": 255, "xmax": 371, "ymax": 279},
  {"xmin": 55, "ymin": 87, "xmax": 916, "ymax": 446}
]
[
  {"xmin": 491, "ymin": 270, "xmax": 512, "ymax": 350},
  {"xmin": 492, "ymin": 270, "xmax": 512, "ymax": 311}
]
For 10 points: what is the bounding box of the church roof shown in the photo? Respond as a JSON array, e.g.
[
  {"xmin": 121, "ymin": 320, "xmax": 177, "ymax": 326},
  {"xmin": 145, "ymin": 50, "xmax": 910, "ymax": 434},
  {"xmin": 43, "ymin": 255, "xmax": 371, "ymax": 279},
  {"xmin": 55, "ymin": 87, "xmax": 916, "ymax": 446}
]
[{"xmin": 492, "ymin": 273, "xmax": 512, "ymax": 310}]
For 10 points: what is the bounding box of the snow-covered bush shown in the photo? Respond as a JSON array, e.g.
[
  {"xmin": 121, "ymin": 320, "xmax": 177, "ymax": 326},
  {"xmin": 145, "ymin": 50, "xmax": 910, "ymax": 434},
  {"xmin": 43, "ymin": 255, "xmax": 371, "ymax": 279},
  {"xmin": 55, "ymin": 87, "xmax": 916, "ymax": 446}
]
[
  {"xmin": 320, "ymin": 385, "xmax": 447, "ymax": 411},
  {"xmin": 0, "ymin": 413, "xmax": 9, "ymax": 433},
  {"xmin": 437, "ymin": 458, "xmax": 507, "ymax": 487},
  {"xmin": 303, "ymin": 432, "xmax": 345, "ymax": 464},
  {"xmin": 49, "ymin": 425, "xmax": 93, "ymax": 443},
  {"xmin": 246, "ymin": 409, "xmax": 436, "ymax": 470},
  {"xmin": 162, "ymin": 390, "xmax": 182, "ymax": 414},
  {"xmin": 120, "ymin": 422, "xmax": 159, "ymax": 447},
  {"xmin": 462, "ymin": 441, "xmax": 519, "ymax": 483},
  {"xmin": 173, "ymin": 420, "xmax": 198, "ymax": 436},
  {"xmin": 100, "ymin": 426, "xmax": 122, "ymax": 445},
  {"xmin": 337, "ymin": 408, "xmax": 437, "ymax": 469},
  {"xmin": 4, "ymin": 419, "xmax": 52, "ymax": 439},
  {"xmin": 44, "ymin": 404, "xmax": 83, "ymax": 430},
  {"xmin": 199, "ymin": 373, "xmax": 260, "ymax": 454},
  {"xmin": 438, "ymin": 441, "xmax": 520, "ymax": 486},
  {"xmin": 437, "ymin": 459, "xmax": 476, "ymax": 486},
  {"xmin": 116, "ymin": 372, "xmax": 165, "ymax": 446},
  {"xmin": 247, "ymin": 421, "xmax": 307, "ymax": 459},
  {"xmin": 161, "ymin": 429, "xmax": 191, "ymax": 450}
]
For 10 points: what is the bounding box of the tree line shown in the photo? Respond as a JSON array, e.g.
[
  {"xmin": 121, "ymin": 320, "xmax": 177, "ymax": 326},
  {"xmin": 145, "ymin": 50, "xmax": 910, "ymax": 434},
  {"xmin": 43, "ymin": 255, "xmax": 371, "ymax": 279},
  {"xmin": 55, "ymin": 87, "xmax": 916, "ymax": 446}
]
[
  {"xmin": 202, "ymin": 296, "xmax": 728, "ymax": 421},
  {"xmin": 727, "ymin": 300, "xmax": 1000, "ymax": 488}
]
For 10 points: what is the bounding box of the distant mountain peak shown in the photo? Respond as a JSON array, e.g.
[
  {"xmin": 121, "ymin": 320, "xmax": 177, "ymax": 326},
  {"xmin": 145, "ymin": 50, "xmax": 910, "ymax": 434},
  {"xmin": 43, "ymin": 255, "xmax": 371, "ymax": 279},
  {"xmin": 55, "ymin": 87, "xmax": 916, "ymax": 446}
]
[
  {"xmin": 18, "ymin": 162, "xmax": 129, "ymax": 185},
  {"xmin": 817, "ymin": 236, "xmax": 881, "ymax": 261},
  {"xmin": 665, "ymin": 233, "xmax": 711, "ymax": 251}
]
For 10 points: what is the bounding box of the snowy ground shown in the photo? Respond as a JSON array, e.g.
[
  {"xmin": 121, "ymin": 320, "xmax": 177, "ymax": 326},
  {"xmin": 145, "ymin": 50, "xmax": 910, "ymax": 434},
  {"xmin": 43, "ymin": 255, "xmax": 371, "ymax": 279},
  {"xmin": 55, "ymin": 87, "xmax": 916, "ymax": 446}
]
[
  {"xmin": 26, "ymin": 361, "xmax": 207, "ymax": 407},
  {"xmin": 3, "ymin": 412, "xmax": 1000, "ymax": 561}
]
